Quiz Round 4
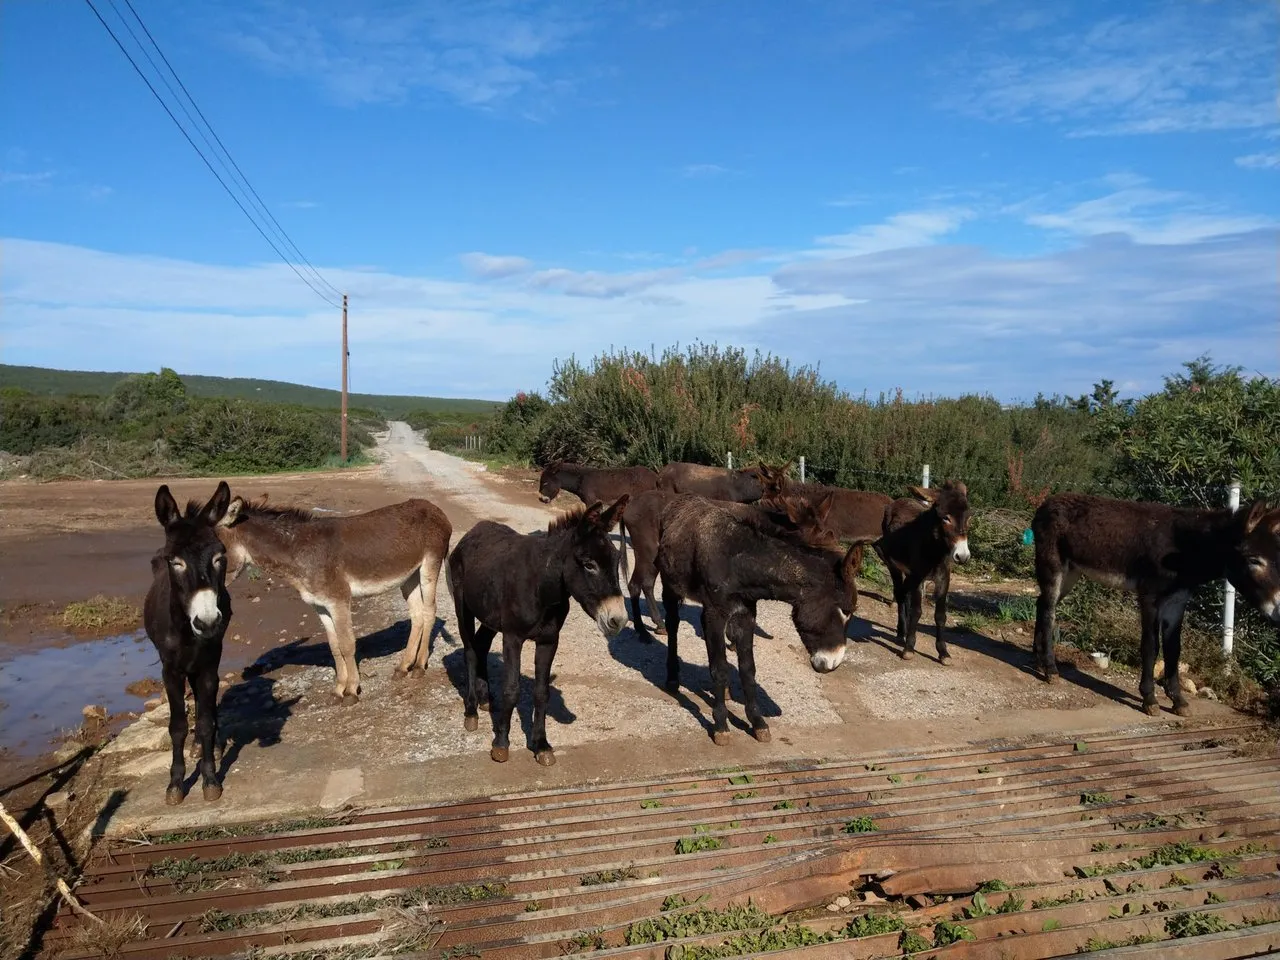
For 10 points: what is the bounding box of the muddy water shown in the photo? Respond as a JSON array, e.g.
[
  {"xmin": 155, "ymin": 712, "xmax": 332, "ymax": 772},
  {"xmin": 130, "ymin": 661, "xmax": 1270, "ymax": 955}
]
[{"xmin": 0, "ymin": 629, "xmax": 160, "ymax": 757}]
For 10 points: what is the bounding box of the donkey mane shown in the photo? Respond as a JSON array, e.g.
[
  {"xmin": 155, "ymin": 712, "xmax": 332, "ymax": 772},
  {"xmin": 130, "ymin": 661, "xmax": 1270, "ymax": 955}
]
[
  {"xmin": 547, "ymin": 503, "xmax": 592, "ymax": 533},
  {"xmin": 235, "ymin": 496, "xmax": 316, "ymax": 525},
  {"xmin": 734, "ymin": 502, "xmax": 842, "ymax": 555}
]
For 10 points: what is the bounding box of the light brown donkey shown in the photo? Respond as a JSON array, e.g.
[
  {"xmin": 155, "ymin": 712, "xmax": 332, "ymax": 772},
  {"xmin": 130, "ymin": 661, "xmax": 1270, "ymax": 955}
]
[{"xmin": 216, "ymin": 495, "xmax": 452, "ymax": 698}]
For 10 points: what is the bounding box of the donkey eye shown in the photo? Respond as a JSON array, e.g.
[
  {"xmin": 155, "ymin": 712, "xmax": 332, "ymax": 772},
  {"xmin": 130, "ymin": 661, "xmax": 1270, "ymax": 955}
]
[
  {"xmin": 1248, "ymin": 556, "xmax": 1266, "ymax": 569},
  {"xmin": 582, "ymin": 559, "xmax": 600, "ymax": 574},
  {"xmin": 213, "ymin": 554, "xmax": 225, "ymax": 567},
  {"xmin": 941, "ymin": 515, "xmax": 953, "ymax": 526}
]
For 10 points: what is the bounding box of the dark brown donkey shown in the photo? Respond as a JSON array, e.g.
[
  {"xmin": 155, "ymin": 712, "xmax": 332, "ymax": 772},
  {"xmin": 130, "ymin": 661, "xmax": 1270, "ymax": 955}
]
[
  {"xmin": 657, "ymin": 494, "xmax": 866, "ymax": 745},
  {"xmin": 537, "ymin": 461, "xmax": 659, "ymax": 505},
  {"xmin": 447, "ymin": 497, "xmax": 630, "ymax": 766},
  {"xmin": 656, "ymin": 461, "xmax": 773, "ymax": 502},
  {"xmin": 1032, "ymin": 492, "xmax": 1280, "ymax": 717},
  {"xmin": 620, "ymin": 488, "xmax": 842, "ymax": 641},
  {"xmin": 216, "ymin": 496, "xmax": 452, "ymax": 699},
  {"xmin": 756, "ymin": 465, "xmax": 891, "ymax": 542},
  {"xmin": 875, "ymin": 481, "xmax": 972, "ymax": 663},
  {"xmin": 144, "ymin": 481, "xmax": 233, "ymax": 805}
]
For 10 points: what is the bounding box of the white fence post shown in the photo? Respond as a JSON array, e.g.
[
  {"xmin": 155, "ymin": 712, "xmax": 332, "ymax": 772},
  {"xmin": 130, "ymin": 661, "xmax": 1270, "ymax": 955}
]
[
  {"xmin": 799, "ymin": 456, "xmax": 806, "ymax": 483},
  {"xmin": 727, "ymin": 452, "xmax": 734, "ymax": 470},
  {"xmin": 1223, "ymin": 480, "xmax": 1241, "ymax": 655},
  {"xmin": 922, "ymin": 463, "xmax": 931, "ymax": 488}
]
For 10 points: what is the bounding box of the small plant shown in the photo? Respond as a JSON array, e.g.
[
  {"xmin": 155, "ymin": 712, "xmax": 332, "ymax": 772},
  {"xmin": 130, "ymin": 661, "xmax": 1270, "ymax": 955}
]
[
  {"xmin": 977, "ymin": 765, "xmax": 992, "ymax": 774},
  {"xmin": 845, "ymin": 912, "xmax": 906, "ymax": 937},
  {"xmin": 563, "ymin": 928, "xmax": 608, "ymax": 953},
  {"xmin": 843, "ymin": 816, "xmax": 878, "ymax": 834},
  {"xmin": 913, "ymin": 773, "xmax": 927, "ymax": 782},
  {"xmin": 977, "ymin": 879, "xmax": 1011, "ymax": 893},
  {"xmin": 640, "ymin": 799, "xmax": 663, "ymax": 809},
  {"xmin": 732, "ymin": 790, "xmax": 756, "ymax": 800},
  {"xmin": 763, "ymin": 833, "xmax": 778, "ymax": 844},
  {"xmin": 996, "ymin": 892, "xmax": 1025, "ymax": 914},
  {"xmin": 898, "ymin": 929, "xmax": 931, "ymax": 953},
  {"xmin": 1080, "ymin": 791, "xmax": 1112, "ymax": 805},
  {"xmin": 728, "ymin": 773, "xmax": 754, "ymax": 786},
  {"xmin": 865, "ymin": 763, "xmax": 886, "ymax": 771},
  {"xmin": 581, "ymin": 864, "xmax": 639, "ymax": 886},
  {"xmin": 996, "ymin": 595, "xmax": 1037, "ymax": 622},
  {"xmin": 1164, "ymin": 872, "xmax": 1190, "ymax": 888},
  {"xmin": 524, "ymin": 900, "xmax": 541, "ymax": 912},
  {"xmin": 369, "ymin": 859, "xmax": 405, "ymax": 872},
  {"xmin": 675, "ymin": 834, "xmax": 723, "ymax": 855},
  {"xmin": 887, "ymin": 774, "xmax": 903, "ymax": 784},
  {"xmin": 62, "ymin": 595, "xmax": 138, "ymax": 630},
  {"xmin": 962, "ymin": 892, "xmax": 995, "ymax": 919},
  {"xmin": 1165, "ymin": 910, "xmax": 1232, "ymax": 938},
  {"xmin": 932, "ymin": 919, "xmax": 975, "ymax": 946},
  {"xmin": 1074, "ymin": 741, "xmax": 1089, "ymax": 752},
  {"xmin": 1092, "ymin": 842, "xmax": 1113, "ymax": 852},
  {"xmin": 773, "ymin": 800, "xmax": 797, "ymax": 810},
  {"xmin": 1206, "ymin": 891, "xmax": 1226, "ymax": 904}
]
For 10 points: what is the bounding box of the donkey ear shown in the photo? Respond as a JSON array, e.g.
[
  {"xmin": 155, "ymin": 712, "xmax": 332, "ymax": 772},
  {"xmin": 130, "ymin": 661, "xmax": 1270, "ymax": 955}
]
[
  {"xmin": 908, "ymin": 485, "xmax": 934, "ymax": 505},
  {"xmin": 781, "ymin": 496, "xmax": 806, "ymax": 527},
  {"xmin": 816, "ymin": 492, "xmax": 835, "ymax": 525},
  {"xmin": 580, "ymin": 500, "xmax": 605, "ymax": 528},
  {"xmin": 1242, "ymin": 499, "xmax": 1269, "ymax": 534},
  {"xmin": 600, "ymin": 493, "xmax": 630, "ymax": 530},
  {"xmin": 950, "ymin": 480, "xmax": 968, "ymax": 497},
  {"xmin": 200, "ymin": 481, "xmax": 232, "ymax": 526},
  {"xmin": 154, "ymin": 485, "xmax": 181, "ymax": 529},
  {"xmin": 842, "ymin": 542, "xmax": 865, "ymax": 582},
  {"xmin": 219, "ymin": 496, "xmax": 245, "ymax": 528}
]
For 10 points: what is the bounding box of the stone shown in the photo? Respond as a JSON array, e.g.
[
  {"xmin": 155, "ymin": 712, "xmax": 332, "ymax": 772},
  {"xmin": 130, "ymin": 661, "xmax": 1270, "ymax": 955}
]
[
  {"xmin": 82, "ymin": 704, "xmax": 107, "ymax": 722},
  {"xmin": 834, "ymin": 896, "xmax": 852, "ymax": 909},
  {"xmin": 45, "ymin": 791, "xmax": 73, "ymax": 811},
  {"xmin": 860, "ymin": 891, "xmax": 887, "ymax": 905},
  {"xmin": 1198, "ymin": 686, "xmax": 1219, "ymax": 701},
  {"xmin": 320, "ymin": 767, "xmax": 365, "ymax": 809},
  {"xmin": 100, "ymin": 719, "xmax": 171, "ymax": 755},
  {"xmin": 907, "ymin": 894, "xmax": 931, "ymax": 909},
  {"xmin": 251, "ymin": 596, "xmax": 261, "ymax": 603},
  {"xmin": 1179, "ymin": 675, "xmax": 1197, "ymax": 695},
  {"xmin": 826, "ymin": 902, "xmax": 842, "ymax": 912},
  {"xmin": 143, "ymin": 698, "xmax": 163, "ymax": 711}
]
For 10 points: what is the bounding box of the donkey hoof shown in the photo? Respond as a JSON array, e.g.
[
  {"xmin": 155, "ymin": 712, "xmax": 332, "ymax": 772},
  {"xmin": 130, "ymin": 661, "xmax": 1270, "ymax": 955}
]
[
  {"xmin": 1173, "ymin": 701, "xmax": 1193, "ymax": 718},
  {"xmin": 165, "ymin": 786, "xmax": 185, "ymax": 806},
  {"xmin": 900, "ymin": 648, "xmax": 915, "ymax": 660},
  {"xmin": 1142, "ymin": 701, "xmax": 1161, "ymax": 717},
  {"xmin": 938, "ymin": 653, "xmax": 953, "ymax": 666},
  {"xmin": 490, "ymin": 746, "xmax": 510, "ymax": 763},
  {"xmin": 535, "ymin": 749, "xmax": 556, "ymax": 767},
  {"xmin": 752, "ymin": 727, "xmax": 772, "ymax": 744},
  {"xmin": 202, "ymin": 782, "xmax": 223, "ymax": 802},
  {"xmin": 653, "ymin": 625, "xmax": 668, "ymax": 637},
  {"xmin": 712, "ymin": 730, "xmax": 732, "ymax": 746},
  {"xmin": 1043, "ymin": 672, "xmax": 1059, "ymax": 684},
  {"xmin": 464, "ymin": 715, "xmax": 479, "ymax": 732}
]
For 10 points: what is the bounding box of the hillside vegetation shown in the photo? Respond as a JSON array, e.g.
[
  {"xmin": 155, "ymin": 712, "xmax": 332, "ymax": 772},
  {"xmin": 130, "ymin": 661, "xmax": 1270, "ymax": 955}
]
[
  {"xmin": 1, "ymin": 368, "xmax": 380, "ymax": 479},
  {"xmin": 0, "ymin": 363, "xmax": 501, "ymax": 418}
]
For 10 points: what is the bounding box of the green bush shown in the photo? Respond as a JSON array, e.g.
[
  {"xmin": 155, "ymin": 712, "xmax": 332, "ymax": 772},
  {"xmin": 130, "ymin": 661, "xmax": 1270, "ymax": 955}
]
[{"xmin": 168, "ymin": 398, "xmax": 366, "ymax": 474}]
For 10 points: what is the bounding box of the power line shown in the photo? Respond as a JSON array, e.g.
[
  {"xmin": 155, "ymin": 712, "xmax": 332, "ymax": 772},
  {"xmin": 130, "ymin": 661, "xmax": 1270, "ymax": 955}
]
[
  {"xmin": 114, "ymin": 0, "xmax": 343, "ymax": 302},
  {"xmin": 83, "ymin": 0, "xmax": 341, "ymax": 309}
]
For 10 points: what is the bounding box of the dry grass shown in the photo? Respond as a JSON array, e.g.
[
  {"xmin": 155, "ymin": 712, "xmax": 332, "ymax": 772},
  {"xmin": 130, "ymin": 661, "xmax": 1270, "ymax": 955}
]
[
  {"xmin": 60, "ymin": 596, "xmax": 138, "ymax": 632},
  {"xmin": 56, "ymin": 912, "xmax": 147, "ymax": 960}
]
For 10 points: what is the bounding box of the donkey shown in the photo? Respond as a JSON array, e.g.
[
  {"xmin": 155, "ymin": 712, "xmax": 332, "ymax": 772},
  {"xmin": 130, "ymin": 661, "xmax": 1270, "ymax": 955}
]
[
  {"xmin": 620, "ymin": 488, "xmax": 841, "ymax": 641},
  {"xmin": 875, "ymin": 481, "xmax": 972, "ymax": 663},
  {"xmin": 144, "ymin": 481, "xmax": 233, "ymax": 805},
  {"xmin": 1032, "ymin": 492, "xmax": 1280, "ymax": 717},
  {"xmin": 537, "ymin": 461, "xmax": 659, "ymax": 506},
  {"xmin": 755, "ymin": 465, "xmax": 892, "ymax": 543},
  {"xmin": 657, "ymin": 494, "xmax": 867, "ymax": 745},
  {"xmin": 216, "ymin": 495, "xmax": 452, "ymax": 699},
  {"xmin": 447, "ymin": 496, "xmax": 630, "ymax": 766},
  {"xmin": 656, "ymin": 461, "xmax": 773, "ymax": 502}
]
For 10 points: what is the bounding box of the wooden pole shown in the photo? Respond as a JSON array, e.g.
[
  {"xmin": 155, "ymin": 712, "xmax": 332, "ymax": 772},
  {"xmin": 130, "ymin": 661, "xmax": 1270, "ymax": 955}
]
[{"xmin": 340, "ymin": 293, "xmax": 349, "ymax": 463}]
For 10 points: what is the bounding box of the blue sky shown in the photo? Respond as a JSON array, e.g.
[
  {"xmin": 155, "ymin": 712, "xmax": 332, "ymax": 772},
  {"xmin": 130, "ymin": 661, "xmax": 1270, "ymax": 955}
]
[{"xmin": 3, "ymin": 0, "xmax": 1277, "ymax": 402}]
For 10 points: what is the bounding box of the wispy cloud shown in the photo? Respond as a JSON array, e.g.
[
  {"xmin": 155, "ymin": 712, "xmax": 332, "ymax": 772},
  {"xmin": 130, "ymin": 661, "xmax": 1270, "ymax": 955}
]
[
  {"xmin": 809, "ymin": 208, "xmax": 972, "ymax": 258},
  {"xmin": 948, "ymin": 5, "xmax": 1279, "ymax": 136},
  {"xmin": 1022, "ymin": 177, "xmax": 1275, "ymax": 244},
  {"xmin": 0, "ymin": 169, "xmax": 55, "ymax": 187},
  {"xmin": 282, "ymin": 199, "xmax": 320, "ymax": 209},
  {"xmin": 224, "ymin": 2, "xmax": 589, "ymax": 111},
  {"xmin": 1235, "ymin": 153, "xmax": 1280, "ymax": 171},
  {"xmin": 681, "ymin": 163, "xmax": 733, "ymax": 179},
  {"xmin": 460, "ymin": 251, "xmax": 534, "ymax": 279}
]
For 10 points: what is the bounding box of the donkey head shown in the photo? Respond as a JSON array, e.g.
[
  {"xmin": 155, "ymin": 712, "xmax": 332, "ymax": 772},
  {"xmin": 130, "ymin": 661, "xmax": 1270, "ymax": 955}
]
[
  {"xmin": 793, "ymin": 539, "xmax": 864, "ymax": 673},
  {"xmin": 154, "ymin": 481, "xmax": 232, "ymax": 640},
  {"xmin": 753, "ymin": 463, "xmax": 793, "ymax": 501},
  {"xmin": 907, "ymin": 480, "xmax": 971, "ymax": 564},
  {"xmin": 1231, "ymin": 501, "xmax": 1280, "ymax": 622},
  {"xmin": 561, "ymin": 494, "xmax": 630, "ymax": 637},
  {"xmin": 537, "ymin": 461, "xmax": 565, "ymax": 503}
]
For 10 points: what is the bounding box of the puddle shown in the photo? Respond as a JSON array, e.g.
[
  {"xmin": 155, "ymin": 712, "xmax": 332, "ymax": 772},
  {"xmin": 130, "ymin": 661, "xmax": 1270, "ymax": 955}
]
[{"xmin": 0, "ymin": 629, "xmax": 160, "ymax": 757}]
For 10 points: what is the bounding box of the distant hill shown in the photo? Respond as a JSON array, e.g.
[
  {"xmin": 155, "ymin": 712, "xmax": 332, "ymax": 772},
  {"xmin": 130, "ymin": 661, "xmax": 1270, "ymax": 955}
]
[{"xmin": 0, "ymin": 364, "xmax": 502, "ymax": 418}]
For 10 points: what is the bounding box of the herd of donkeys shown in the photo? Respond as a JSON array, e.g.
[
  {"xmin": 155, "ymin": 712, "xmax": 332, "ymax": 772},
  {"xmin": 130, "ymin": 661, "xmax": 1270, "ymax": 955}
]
[{"xmin": 142, "ymin": 457, "xmax": 1280, "ymax": 805}]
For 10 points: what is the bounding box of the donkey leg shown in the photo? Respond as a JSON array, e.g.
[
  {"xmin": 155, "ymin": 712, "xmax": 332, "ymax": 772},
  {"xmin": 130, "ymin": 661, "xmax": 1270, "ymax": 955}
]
[
  {"xmin": 701, "ymin": 607, "xmax": 733, "ymax": 745},
  {"xmin": 730, "ymin": 609, "xmax": 769, "ymax": 743},
  {"xmin": 472, "ymin": 625, "xmax": 496, "ymax": 710},
  {"xmin": 627, "ymin": 570, "xmax": 654, "ymax": 644},
  {"xmin": 1034, "ymin": 563, "xmax": 1077, "ymax": 683},
  {"xmin": 313, "ymin": 605, "xmax": 349, "ymax": 699},
  {"xmin": 901, "ymin": 577, "xmax": 924, "ymax": 659},
  {"xmin": 1159, "ymin": 591, "xmax": 1192, "ymax": 717},
  {"xmin": 887, "ymin": 567, "xmax": 907, "ymax": 646},
  {"xmin": 333, "ymin": 603, "xmax": 362, "ymax": 699},
  {"xmin": 491, "ymin": 632, "xmax": 524, "ymax": 763},
  {"xmin": 1137, "ymin": 594, "xmax": 1162, "ymax": 715},
  {"xmin": 162, "ymin": 666, "xmax": 188, "ymax": 805},
  {"xmin": 192, "ymin": 666, "xmax": 222, "ymax": 801},
  {"xmin": 661, "ymin": 586, "xmax": 683, "ymax": 691},
  {"xmin": 645, "ymin": 579, "xmax": 666, "ymax": 637},
  {"xmin": 413, "ymin": 552, "xmax": 444, "ymax": 671},
  {"xmin": 457, "ymin": 604, "xmax": 481, "ymax": 731},
  {"xmin": 396, "ymin": 570, "xmax": 425, "ymax": 675},
  {"xmin": 530, "ymin": 639, "xmax": 559, "ymax": 766},
  {"xmin": 933, "ymin": 566, "xmax": 953, "ymax": 664}
]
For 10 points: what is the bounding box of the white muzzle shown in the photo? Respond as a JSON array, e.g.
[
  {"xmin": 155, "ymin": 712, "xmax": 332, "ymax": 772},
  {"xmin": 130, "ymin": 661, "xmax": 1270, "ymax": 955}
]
[
  {"xmin": 952, "ymin": 537, "xmax": 971, "ymax": 564},
  {"xmin": 810, "ymin": 644, "xmax": 847, "ymax": 673}
]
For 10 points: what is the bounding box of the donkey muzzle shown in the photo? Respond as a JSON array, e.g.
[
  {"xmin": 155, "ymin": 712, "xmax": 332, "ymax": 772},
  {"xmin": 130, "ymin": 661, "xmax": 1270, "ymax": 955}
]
[
  {"xmin": 189, "ymin": 588, "xmax": 222, "ymax": 638},
  {"xmin": 951, "ymin": 537, "xmax": 971, "ymax": 564},
  {"xmin": 595, "ymin": 595, "xmax": 628, "ymax": 638},
  {"xmin": 810, "ymin": 644, "xmax": 847, "ymax": 673}
]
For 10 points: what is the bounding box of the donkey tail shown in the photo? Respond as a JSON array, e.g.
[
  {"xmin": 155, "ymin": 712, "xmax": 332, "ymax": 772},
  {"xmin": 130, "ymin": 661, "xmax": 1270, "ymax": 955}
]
[{"xmin": 617, "ymin": 518, "xmax": 632, "ymax": 585}]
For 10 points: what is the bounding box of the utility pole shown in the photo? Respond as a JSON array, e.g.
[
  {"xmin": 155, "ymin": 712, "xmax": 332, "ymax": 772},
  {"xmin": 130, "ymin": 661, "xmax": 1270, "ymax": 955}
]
[{"xmin": 340, "ymin": 293, "xmax": 349, "ymax": 463}]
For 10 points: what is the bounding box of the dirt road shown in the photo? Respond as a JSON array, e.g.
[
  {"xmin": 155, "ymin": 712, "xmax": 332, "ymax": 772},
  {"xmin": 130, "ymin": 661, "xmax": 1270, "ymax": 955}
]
[{"xmin": 1, "ymin": 425, "xmax": 1243, "ymax": 836}]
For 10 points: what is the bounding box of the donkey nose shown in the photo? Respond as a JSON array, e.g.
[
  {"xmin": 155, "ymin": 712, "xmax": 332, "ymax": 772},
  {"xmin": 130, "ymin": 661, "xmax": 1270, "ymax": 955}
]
[
  {"xmin": 952, "ymin": 538, "xmax": 971, "ymax": 564},
  {"xmin": 192, "ymin": 612, "xmax": 222, "ymax": 635},
  {"xmin": 810, "ymin": 645, "xmax": 847, "ymax": 672}
]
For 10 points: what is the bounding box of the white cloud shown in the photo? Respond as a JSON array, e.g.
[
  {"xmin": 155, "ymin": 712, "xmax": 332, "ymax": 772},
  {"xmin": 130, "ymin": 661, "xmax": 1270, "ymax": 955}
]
[
  {"xmin": 282, "ymin": 199, "xmax": 320, "ymax": 209},
  {"xmin": 459, "ymin": 252, "xmax": 534, "ymax": 279},
  {"xmin": 808, "ymin": 208, "xmax": 972, "ymax": 258},
  {"xmin": 681, "ymin": 163, "xmax": 732, "ymax": 178},
  {"xmin": 223, "ymin": 3, "xmax": 588, "ymax": 111},
  {"xmin": 1023, "ymin": 180, "xmax": 1275, "ymax": 244},
  {"xmin": 949, "ymin": 5, "xmax": 1279, "ymax": 136},
  {"xmin": 1235, "ymin": 153, "xmax": 1280, "ymax": 170},
  {"xmin": 0, "ymin": 169, "xmax": 55, "ymax": 186}
]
